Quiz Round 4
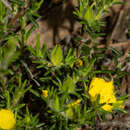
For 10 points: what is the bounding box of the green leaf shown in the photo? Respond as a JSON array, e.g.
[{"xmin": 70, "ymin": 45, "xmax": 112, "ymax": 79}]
[
  {"xmin": 26, "ymin": 26, "xmax": 36, "ymax": 40},
  {"xmin": 29, "ymin": 89, "xmax": 40, "ymax": 97},
  {"xmin": 110, "ymin": 47, "xmax": 122, "ymax": 56},
  {"xmin": 84, "ymin": 7, "xmax": 95, "ymax": 25},
  {"xmin": 65, "ymin": 107, "xmax": 73, "ymax": 119},
  {"xmin": 114, "ymin": 108, "xmax": 128, "ymax": 114},
  {"xmin": 41, "ymin": 43, "xmax": 47, "ymax": 57},
  {"xmin": 9, "ymin": 0, "xmax": 25, "ymax": 5},
  {"xmin": 63, "ymin": 76, "xmax": 75, "ymax": 93},
  {"xmin": 28, "ymin": 15, "xmax": 38, "ymax": 27},
  {"xmin": 51, "ymin": 45, "xmax": 63, "ymax": 66},
  {"xmin": 118, "ymin": 94, "xmax": 130, "ymax": 100},
  {"xmin": 53, "ymin": 96, "xmax": 60, "ymax": 111}
]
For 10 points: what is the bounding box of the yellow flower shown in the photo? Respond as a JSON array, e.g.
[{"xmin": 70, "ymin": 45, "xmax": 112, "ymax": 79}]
[
  {"xmin": 71, "ymin": 99, "xmax": 81, "ymax": 106},
  {"xmin": 0, "ymin": 109, "xmax": 16, "ymax": 130},
  {"xmin": 88, "ymin": 77, "xmax": 119, "ymax": 111},
  {"xmin": 76, "ymin": 59, "xmax": 83, "ymax": 67},
  {"xmin": 42, "ymin": 90, "xmax": 48, "ymax": 97}
]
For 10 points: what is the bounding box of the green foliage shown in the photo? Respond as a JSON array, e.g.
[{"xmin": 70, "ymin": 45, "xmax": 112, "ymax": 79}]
[
  {"xmin": 0, "ymin": 36, "xmax": 19, "ymax": 77},
  {"xmin": 74, "ymin": 0, "xmax": 119, "ymax": 38},
  {"xmin": 0, "ymin": 1, "xmax": 8, "ymax": 37},
  {"xmin": 51, "ymin": 45, "xmax": 63, "ymax": 66},
  {"xmin": 62, "ymin": 76, "xmax": 75, "ymax": 93},
  {"xmin": 0, "ymin": 0, "xmax": 129, "ymax": 129}
]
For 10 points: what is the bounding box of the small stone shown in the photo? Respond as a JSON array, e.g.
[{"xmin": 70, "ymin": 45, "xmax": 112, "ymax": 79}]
[{"xmin": 105, "ymin": 114, "xmax": 113, "ymax": 120}]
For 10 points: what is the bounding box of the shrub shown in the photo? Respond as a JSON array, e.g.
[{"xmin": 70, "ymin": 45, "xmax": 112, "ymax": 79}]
[{"xmin": 0, "ymin": 0, "xmax": 129, "ymax": 129}]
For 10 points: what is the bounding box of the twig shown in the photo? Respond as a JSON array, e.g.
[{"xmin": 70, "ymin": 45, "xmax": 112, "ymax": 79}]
[
  {"xmin": 97, "ymin": 120, "xmax": 130, "ymax": 128},
  {"xmin": 76, "ymin": 40, "xmax": 82, "ymax": 58},
  {"xmin": 111, "ymin": 43, "xmax": 130, "ymax": 80},
  {"xmin": 107, "ymin": 9, "xmax": 125, "ymax": 44},
  {"xmin": 97, "ymin": 40, "xmax": 130, "ymax": 49},
  {"xmin": 21, "ymin": 60, "xmax": 40, "ymax": 87},
  {"xmin": 76, "ymin": 32, "xmax": 88, "ymax": 58},
  {"xmin": 106, "ymin": 40, "xmax": 130, "ymax": 70},
  {"xmin": 0, "ymin": 1, "xmax": 30, "ymax": 42},
  {"xmin": 9, "ymin": 1, "xmax": 30, "ymax": 25},
  {"xmin": 119, "ymin": 43, "xmax": 130, "ymax": 66}
]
